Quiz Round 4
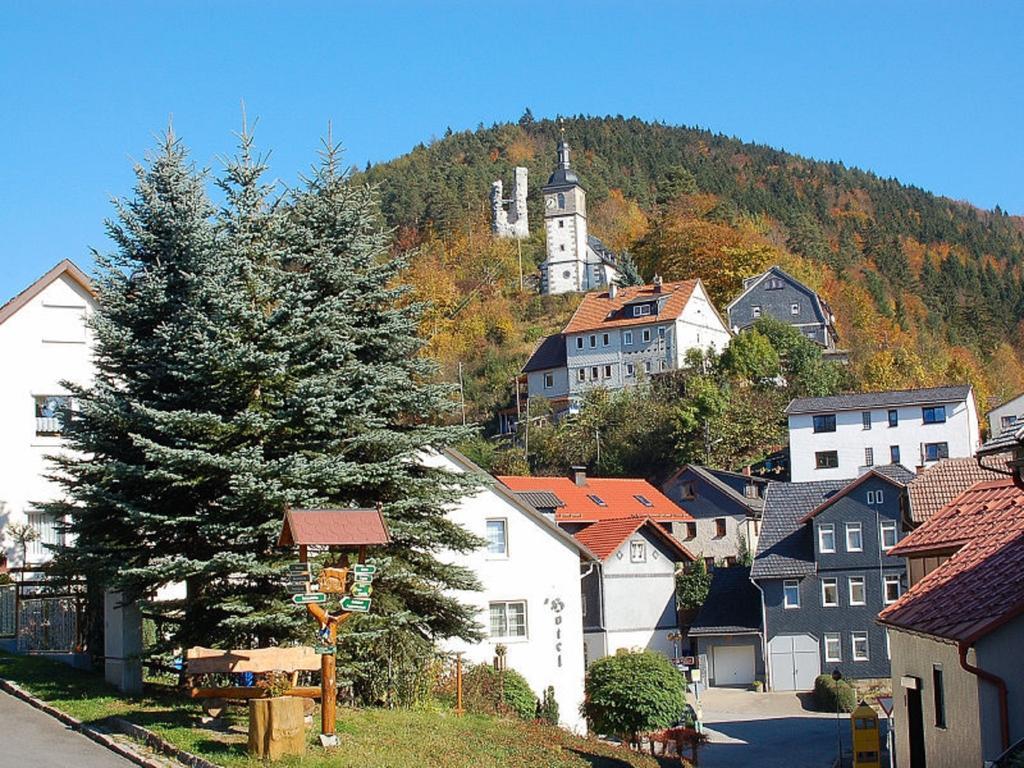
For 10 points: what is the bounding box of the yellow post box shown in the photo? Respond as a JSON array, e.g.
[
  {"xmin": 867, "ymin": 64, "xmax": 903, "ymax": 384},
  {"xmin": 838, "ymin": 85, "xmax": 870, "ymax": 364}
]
[{"xmin": 851, "ymin": 700, "xmax": 881, "ymax": 768}]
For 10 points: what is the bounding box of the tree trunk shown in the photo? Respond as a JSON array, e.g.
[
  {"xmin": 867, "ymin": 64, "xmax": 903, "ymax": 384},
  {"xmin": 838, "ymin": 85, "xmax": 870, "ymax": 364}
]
[{"xmin": 248, "ymin": 696, "xmax": 306, "ymax": 760}]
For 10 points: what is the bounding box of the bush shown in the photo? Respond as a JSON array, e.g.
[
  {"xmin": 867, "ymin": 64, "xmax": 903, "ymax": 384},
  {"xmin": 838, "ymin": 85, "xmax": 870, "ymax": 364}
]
[
  {"xmin": 814, "ymin": 674, "xmax": 856, "ymax": 713},
  {"xmin": 460, "ymin": 663, "xmax": 538, "ymax": 720},
  {"xmin": 538, "ymin": 685, "xmax": 559, "ymax": 725},
  {"xmin": 584, "ymin": 650, "xmax": 687, "ymax": 744}
]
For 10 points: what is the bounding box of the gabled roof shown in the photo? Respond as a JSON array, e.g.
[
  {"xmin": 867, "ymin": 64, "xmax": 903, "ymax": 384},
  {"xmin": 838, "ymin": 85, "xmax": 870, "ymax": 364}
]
[
  {"xmin": 751, "ymin": 479, "xmax": 846, "ymax": 579},
  {"xmin": 725, "ymin": 264, "xmax": 833, "ymax": 326},
  {"xmin": 905, "ymin": 457, "xmax": 1006, "ymax": 525},
  {"xmin": 0, "ymin": 259, "xmax": 95, "ymax": 328},
  {"xmin": 587, "ymin": 235, "xmax": 619, "ymax": 269},
  {"xmin": 689, "ymin": 566, "xmax": 762, "ymax": 636},
  {"xmin": 573, "ymin": 517, "xmax": 695, "ymax": 562},
  {"xmin": 522, "ymin": 333, "xmax": 567, "ymax": 373},
  {"xmin": 497, "ymin": 475, "xmax": 691, "ymax": 525},
  {"xmin": 879, "ymin": 479, "xmax": 1024, "ymax": 643},
  {"xmin": 561, "ymin": 280, "xmax": 700, "ymax": 334},
  {"xmin": 442, "ymin": 450, "xmax": 597, "ymax": 562},
  {"xmin": 514, "ymin": 491, "xmax": 565, "ymax": 510},
  {"xmin": 786, "ymin": 385, "xmax": 973, "ymax": 415},
  {"xmin": 278, "ymin": 508, "xmax": 391, "ymax": 547},
  {"xmin": 984, "ymin": 392, "xmax": 1024, "ymax": 418},
  {"xmin": 662, "ymin": 464, "xmax": 769, "ymax": 514},
  {"xmin": 799, "ymin": 465, "xmax": 915, "ymax": 523}
]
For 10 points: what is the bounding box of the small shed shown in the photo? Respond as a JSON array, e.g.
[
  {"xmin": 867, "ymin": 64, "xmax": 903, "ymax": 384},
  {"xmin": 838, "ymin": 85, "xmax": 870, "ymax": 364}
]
[{"xmin": 278, "ymin": 508, "xmax": 391, "ymax": 548}]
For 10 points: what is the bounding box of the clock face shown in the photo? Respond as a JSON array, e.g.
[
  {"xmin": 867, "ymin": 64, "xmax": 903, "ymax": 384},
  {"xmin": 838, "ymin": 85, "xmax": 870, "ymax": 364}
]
[{"xmin": 545, "ymin": 196, "xmax": 556, "ymax": 209}]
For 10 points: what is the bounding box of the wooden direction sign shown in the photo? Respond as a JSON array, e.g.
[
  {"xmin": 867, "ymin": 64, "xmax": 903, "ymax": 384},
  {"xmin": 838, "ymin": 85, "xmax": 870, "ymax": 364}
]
[
  {"xmin": 339, "ymin": 596, "xmax": 371, "ymax": 613},
  {"xmin": 292, "ymin": 593, "xmax": 327, "ymax": 605}
]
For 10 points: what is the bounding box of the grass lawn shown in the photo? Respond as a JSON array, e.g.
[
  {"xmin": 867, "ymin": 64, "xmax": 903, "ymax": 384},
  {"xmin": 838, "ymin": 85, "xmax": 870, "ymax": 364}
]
[{"xmin": 0, "ymin": 652, "xmax": 683, "ymax": 767}]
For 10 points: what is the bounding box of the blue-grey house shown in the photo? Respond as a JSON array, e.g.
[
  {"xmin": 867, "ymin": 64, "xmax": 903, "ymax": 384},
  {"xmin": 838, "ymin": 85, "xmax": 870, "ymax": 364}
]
[
  {"xmin": 750, "ymin": 465, "xmax": 913, "ymax": 690},
  {"xmin": 726, "ymin": 265, "xmax": 839, "ymax": 351}
]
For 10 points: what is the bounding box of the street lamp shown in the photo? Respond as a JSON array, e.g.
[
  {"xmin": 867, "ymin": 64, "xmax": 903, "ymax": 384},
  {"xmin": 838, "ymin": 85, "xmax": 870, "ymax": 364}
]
[{"xmin": 832, "ymin": 668, "xmax": 844, "ymax": 765}]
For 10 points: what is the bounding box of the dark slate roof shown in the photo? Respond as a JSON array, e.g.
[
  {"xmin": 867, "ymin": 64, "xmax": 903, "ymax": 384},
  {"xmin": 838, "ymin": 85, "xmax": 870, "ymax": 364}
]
[
  {"xmin": 514, "ymin": 491, "xmax": 565, "ymax": 510},
  {"xmin": 751, "ymin": 480, "xmax": 845, "ymax": 579},
  {"xmin": 978, "ymin": 423, "xmax": 1024, "ymax": 455},
  {"xmin": 684, "ymin": 465, "xmax": 769, "ymax": 513},
  {"xmin": 689, "ymin": 566, "xmax": 762, "ymax": 636},
  {"xmin": 587, "ymin": 235, "xmax": 619, "ymax": 268},
  {"xmin": 871, "ymin": 464, "xmax": 917, "ymax": 484},
  {"xmin": 786, "ymin": 385, "xmax": 973, "ymax": 415},
  {"xmin": 522, "ymin": 334, "xmax": 567, "ymax": 373}
]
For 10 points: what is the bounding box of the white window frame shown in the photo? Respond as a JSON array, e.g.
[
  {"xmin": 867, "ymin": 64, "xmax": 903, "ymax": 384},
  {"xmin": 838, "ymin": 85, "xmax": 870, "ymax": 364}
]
[
  {"xmin": 883, "ymin": 574, "xmax": 901, "ymax": 604},
  {"xmin": 821, "ymin": 577, "xmax": 839, "ymax": 607},
  {"xmin": 589, "ymin": 334, "xmax": 597, "ymax": 348},
  {"xmin": 880, "ymin": 520, "xmax": 898, "ymax": 550},
  {"xmin": 867, "ymin": 490, "xmax": 876, "ymax": 505},
  {"xmin": 626, "ymin": 363, "xmax": 635, "ymax": 377},
  {"xmin": 851, "ymin": 631, "xmax": 869, "ymax": 661},
  {"xmin": 602, "ymin": 333, "xmax": 610, "ymax": 346},
  {"xmin": 590, "ymin": 366, "xmax": 598, "ymax": 380},
  {"xmin": 576, "ymin": 336, "xmax": 584, "ymax": 350},
  {"xmin": 818, "ymin": 523, "xmax": 836, "ymax": 554},
  {"xmin": 624, "ymin": 330, "xmax": 633, "ymax": 345},
  {"xmin": 846, "ymin": 522, "xmax": 863, "ymax": 552},
  {"xmin": 824, "ymin": 633, "xmax": 842, "ymax": 662},
  {"xmin": 543, "ymin": 372, "xmax": 554, "ymax": 389},
  {"xmin": 643, "ymin": 360, "xmax": 652, "ymax": 373},
  {"xmin": 642, "ymin": 328, "xmax": 652, "ymax": 343},
  {"xmin": 489, "ymin": 601, "xmax": 528, "ymax": 641},
  {"xmin": 790, "ymin": 303, "xmax": 800, "ymax": 315},
  {"xmin": 865, "ymin": 447, "xmax": 874, "ymax": 466},
  {"xmin": 752, "ymin": 305, "xmax": 762, "ymax": 318},
  {"xmin": 603, "ymin": 364, "xmax": 613, "ymax": 378},
  {"xmin": 783, "ymin": 580, "xmax": 800, "ymax": 609},
  {"xmin": 848, "ymin": 576, "xmax": 866, "ymax": 606},
  {"xmin": 629, "ymin": 539, "xmax": 646, "ymax": 563},
  {"xmin": 577, "ymin": 369, "xmax": 586, "ymax": 382},
  {"xmin": 485, "ymin": 518, "xmax": 508, "ymax": 558}
]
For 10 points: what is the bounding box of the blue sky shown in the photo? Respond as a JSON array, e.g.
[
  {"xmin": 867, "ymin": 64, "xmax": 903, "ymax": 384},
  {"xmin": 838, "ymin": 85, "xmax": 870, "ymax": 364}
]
[{"xmin": 2, "ymin": 1, "xmax": 1023, "ymax": 302}]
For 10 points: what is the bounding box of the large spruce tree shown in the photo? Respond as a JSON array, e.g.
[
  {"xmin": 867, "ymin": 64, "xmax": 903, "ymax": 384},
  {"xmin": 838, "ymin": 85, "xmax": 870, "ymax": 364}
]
[{"xmin": 49, "ymin": 129, "xmax": 482, "ymax": 659}]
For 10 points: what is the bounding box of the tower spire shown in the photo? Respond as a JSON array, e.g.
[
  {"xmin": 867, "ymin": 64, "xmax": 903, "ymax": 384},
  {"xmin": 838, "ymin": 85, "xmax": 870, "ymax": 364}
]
[{"xmin": 557, "ymin": 119, "xmax": 570, "ymax": 170}]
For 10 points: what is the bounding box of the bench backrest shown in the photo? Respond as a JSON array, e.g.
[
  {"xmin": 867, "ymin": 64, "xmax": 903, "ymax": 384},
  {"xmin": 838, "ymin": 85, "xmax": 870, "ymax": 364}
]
[{"xmin": 185, "ymin": 646, "xmax": 320, "ymax": 675}]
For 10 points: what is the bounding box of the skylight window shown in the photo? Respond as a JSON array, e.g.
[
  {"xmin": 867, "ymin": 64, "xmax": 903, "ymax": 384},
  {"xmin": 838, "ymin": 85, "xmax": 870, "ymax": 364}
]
[
  {"xmin": 587, "ymin": 494, "xmax": 607, "ymax": 507},
  {"xmin": 633, "ymin": 495, "xmax": 654, "ymax": 507}
]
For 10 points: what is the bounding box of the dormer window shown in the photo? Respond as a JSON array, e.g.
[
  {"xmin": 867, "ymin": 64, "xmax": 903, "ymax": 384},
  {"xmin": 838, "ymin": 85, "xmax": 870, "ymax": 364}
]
[
  {"xmin": 766, "ymin": 278, "xmax": 784, "ymax": 290},
  {"xmin": 632, "ymin": 304, "xmax": 652, "ymax": 317},
  {"xmin": 587, "ymin": 494, "xmax": 607, "ymax": 507}
]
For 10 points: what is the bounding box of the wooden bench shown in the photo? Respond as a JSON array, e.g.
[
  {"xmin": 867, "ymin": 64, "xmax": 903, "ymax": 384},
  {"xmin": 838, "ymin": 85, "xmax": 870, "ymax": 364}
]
[{"xmin": 185, "ymin": 646, "xmax": 323, "ymax": 714}]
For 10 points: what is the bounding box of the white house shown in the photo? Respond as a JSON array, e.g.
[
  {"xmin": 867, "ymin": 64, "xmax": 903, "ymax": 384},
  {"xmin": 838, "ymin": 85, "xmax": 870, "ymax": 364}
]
[
  {"xmin": 0, "ymin": 261, "xmax": 95, "ymax": 565},
  {"xmin": 786, "ymin": 385, "xmax": 980, "ymax": 482},
  {"xmin": 522, "ymin": 277, "xmax": 732, "ymax": 413},
  {"xmin": 985, "ymin": 391, "xmax": 1024, "ymax": 439},
  {"xmin": 428, "ymin": 449, "xmax": 593, "ymax": 733}
]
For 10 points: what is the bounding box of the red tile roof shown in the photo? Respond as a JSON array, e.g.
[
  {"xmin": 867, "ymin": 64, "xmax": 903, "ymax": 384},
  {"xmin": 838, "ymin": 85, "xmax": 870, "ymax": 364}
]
[
  {"xmin": 496, "ymin": 475, "xmax": 692, "ymax": 524},
  {"xmin": 879, "ymin": 479, "xmax": 1024, "ymax": 642},
  {"xmin": 562, "ymin": 280, "xmax": 700, "ymax": 334},
  {"xmin": 574, "ymin": 517, "xmax": 696, "ymax": 562},
  {"xmin": 278, "ymin": 508, "xmax": 391, "ymax": 547},
  {"xmin": 905, "ymin": 456, "xmax": 1007, "ymax": 524}
]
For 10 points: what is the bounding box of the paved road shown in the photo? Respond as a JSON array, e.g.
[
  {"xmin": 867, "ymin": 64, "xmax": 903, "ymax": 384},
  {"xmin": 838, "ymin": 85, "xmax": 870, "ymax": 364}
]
[
  {"xmin": 694, "ymin": 688, "xmax": 847, "ymax": 768},
  {"xmin": 0, "ymin": 689, "xmax": 136, "ymax": 768}
]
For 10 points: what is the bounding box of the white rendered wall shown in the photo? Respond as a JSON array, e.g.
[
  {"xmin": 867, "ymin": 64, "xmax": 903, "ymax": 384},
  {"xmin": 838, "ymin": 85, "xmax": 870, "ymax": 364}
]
[
  {"xmin": 429, "ymin": 452, "xmax": 587, "ymax": 732},
  {"xmin": 987, "ymin": 393, "xmax": 1024, "ymax": 438},
  {"xmin": 788, "ymin": 397, "xmax": 980, "ymax": 482},
  {"xmin": 674, "ymin": 282, "xmax": 732, "ymax": 366},
  {"xmin": 0, "ymin": 274, "xmax": 95, "ymax": 564}
]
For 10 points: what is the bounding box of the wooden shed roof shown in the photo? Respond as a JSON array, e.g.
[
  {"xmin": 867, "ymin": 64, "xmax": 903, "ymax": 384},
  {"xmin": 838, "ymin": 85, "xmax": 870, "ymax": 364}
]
[{"xmin": 278, "ymin": 508, "xmax": 391, "ymax": 547}]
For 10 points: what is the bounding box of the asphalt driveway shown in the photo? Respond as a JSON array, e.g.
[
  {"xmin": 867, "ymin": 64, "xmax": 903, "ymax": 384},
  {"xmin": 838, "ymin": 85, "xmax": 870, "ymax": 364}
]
[{"xmin": 693, "ymin": 687, "xmax": 849, "ymax": 768}]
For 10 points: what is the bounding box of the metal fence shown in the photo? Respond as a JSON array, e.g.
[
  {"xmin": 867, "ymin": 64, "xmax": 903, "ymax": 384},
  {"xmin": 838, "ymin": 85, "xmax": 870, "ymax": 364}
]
[
  {"xmin": 16, "ymin": 597, "xmax": 78, "ymax": 653},
  {"xmin": 0, "ymin": 585, "xmax": 15, "ymax": 637}
]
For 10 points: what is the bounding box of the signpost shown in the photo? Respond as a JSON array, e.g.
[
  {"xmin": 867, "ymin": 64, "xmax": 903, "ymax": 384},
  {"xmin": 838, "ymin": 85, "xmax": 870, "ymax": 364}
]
[
  {"xmin": 339, "ymin": 596, "xmax": 371, "ymax": 613},
  {"xmin": 291, "ymin": 593, "xmax": 327, "ymax": 605}
]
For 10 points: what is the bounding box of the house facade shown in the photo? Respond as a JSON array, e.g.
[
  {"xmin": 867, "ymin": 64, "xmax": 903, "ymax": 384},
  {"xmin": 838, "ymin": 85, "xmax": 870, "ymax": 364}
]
[
  {"xmin": 725, "ymin": 265, "xmax": 838, "ymax": 350},
  {"xmin": 0, "ymin": 261, "xmax": 95, "ymax": 565},
  {"xmin": 523, "ymin": 278, "xmax": 732, "ymax": 411},
  {"xmin": 687, "ymin": 566, "xmax": 764, "ymax": 687},
  {"xmin": 430, "ymin": 450, "xmax": 593, "ymax": 733},
  {"xmin": 497, "ymin": 470, "xmax": 693, "ymax": 664},
  {"xmin": 984, "ymin": 391, "xmax": 1024, "ymax": 440},
  {"xmin": 661, "ymin": 464, "xmax": 768, "ymax": 567},
  {"xmin": 786, "ymin": 385, "xmax": 980, "ymax": 483},
  {"xmin": 751, "ymin": 467, "xmax": 913, "ymax": 691},
  {"xmin": 880, "ymin": 478, "xmax": 1024, "ymax": 768}
]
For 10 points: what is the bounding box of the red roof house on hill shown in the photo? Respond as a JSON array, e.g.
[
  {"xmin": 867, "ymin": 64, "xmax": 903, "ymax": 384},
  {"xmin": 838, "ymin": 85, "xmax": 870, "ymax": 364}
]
[{"xmin": 878, "ymin": 477, "xmax": 1024, "ymax": 766}]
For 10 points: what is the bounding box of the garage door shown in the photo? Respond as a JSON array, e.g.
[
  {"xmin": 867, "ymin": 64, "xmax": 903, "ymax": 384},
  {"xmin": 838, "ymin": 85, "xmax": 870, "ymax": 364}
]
[
  {"xmin": 713, "ymin": 644, "xmax": 756, "ymax": 686},
  {"xmin": 769, "ymin": 634, "xmax": 820, "ymax": 691}
]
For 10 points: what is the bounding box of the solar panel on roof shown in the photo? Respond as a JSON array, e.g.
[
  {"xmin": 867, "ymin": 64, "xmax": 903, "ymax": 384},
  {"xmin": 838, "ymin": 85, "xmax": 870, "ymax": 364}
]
[
  {"xmin": 587, "ymin": 494, "xmax": 607, "ymax": 507},
  {"xmin": 634, "ymin": 494, "xmax": 653, "ymax": 507}
]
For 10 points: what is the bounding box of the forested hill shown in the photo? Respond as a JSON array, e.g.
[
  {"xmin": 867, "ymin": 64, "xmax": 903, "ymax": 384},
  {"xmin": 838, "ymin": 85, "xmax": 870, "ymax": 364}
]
[{"xmin": 356, "ymin": 114, "xmax": 1024, "ymax": 437}]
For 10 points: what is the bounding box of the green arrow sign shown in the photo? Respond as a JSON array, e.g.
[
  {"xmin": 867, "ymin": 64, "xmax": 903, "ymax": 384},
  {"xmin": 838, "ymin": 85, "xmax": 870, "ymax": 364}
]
[
  {"xmin": 350, "ymin": 583, "xmax": 372, "ymax": 598},
  {"xmin": 340, "ymin": 596, "xmax": 371, "ymax": 613},
  {"xmin": 353, "ymin": 564, "xmax": 377, "ymax": 575},
  {"xmin": 353, "ymin": 573, "xmax": 374, "ymax": 584},
  {"xmin": 291, "ymin": 593, "xmax": 327, "ymax": 605},
  {"xmin": 314, "ymin": 645, "xmax": 336, "ymax": 655}
]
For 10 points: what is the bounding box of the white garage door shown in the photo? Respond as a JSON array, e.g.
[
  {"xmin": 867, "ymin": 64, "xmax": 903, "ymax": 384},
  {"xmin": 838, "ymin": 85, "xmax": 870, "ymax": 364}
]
[
  {"xmin": 713, "ymin": 644, "xmax": 756, "ymax": 686},
  {"xmin": 769, "ymin": 634, "xmax": 820, "ymax": 691}
]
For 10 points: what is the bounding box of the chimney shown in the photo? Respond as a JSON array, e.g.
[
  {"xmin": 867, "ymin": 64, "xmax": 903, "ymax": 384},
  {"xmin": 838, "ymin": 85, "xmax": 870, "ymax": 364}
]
[
  {"xmin": 609, "ymin": 282, "xmax": 618, "ymax": 299},
  {"xmin": 572, "ymin": 466, "xmax": 587, "ymax": 487},
  {"xmin": 653, "ymin": 274, "xmax": 663, "ymax": 293}
]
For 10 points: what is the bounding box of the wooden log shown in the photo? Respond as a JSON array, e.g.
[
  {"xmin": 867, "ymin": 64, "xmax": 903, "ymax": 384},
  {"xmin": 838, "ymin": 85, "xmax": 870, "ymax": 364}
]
[
  {"xmin": 248, "ymin": 696, "xmax": 306, "ymax": 760},
  {"xmin": 185, "ymin": 645, "xmax": 320, "ymax": 674}
]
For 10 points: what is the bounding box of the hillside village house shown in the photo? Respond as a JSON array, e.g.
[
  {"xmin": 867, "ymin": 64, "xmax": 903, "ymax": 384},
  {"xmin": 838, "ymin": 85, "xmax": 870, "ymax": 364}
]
[
  {"xmin": 521, "ymin": 278, "xmax": 732, "ymax": 417},
  {"xmin": 661, "ymin": 464, "xmax": 769, "ymax": 567},
  {"xmin": 786, "ymin": 385, "xmax": 980, "ymax": 483},
  {"xmin": 880, "ymin": 475, "xmax": 1024, "ymax": 768},
  {"xmin": 687, "ymin": 566, "xmax": 765, "ymax": 687},
  {"xmin": 984, "ymin": 390, "xmax": 1024, "ymax": 439},
  {"xmin": 426, "ymin": 450, "xmax": 593, "ymax": 733},
  {"xmin": 750, "ymin": 466, "xmax": 913, "ymax": 691},
  {"xmin": 0, "ymin": 260, "xmax": 95, "ymax": 566},
  {"xmin": 497, "ymin": 470, "xmax": 694, "ymax": 662},
  {"xmin": 725, "ymin": 265, "xmax": 839, "ymax": 351}
]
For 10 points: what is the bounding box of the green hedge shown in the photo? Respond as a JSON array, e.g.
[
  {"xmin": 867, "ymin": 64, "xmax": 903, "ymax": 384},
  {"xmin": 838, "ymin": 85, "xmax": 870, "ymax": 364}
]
[
  {"xmin": 461, "ymin": 663, "xmax": 538, "ymax": 720},
  {"xmin": 814, "ymin": 674, "xmax": 856, "ymax": 713}
]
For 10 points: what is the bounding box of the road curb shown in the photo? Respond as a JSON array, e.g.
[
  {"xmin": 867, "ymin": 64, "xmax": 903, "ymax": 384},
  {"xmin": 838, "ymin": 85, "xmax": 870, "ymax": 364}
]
[{"xmin": 0, "ymin": 677, "xmax": 218, "ymax": 768}]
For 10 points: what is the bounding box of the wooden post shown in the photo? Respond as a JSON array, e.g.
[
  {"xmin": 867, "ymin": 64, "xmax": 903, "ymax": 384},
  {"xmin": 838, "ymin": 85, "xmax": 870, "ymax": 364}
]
[
  {"xmin": 321, "ymin": 621, "xmax": 337, "ymax": 740},
  {"xmin": 455, "ymin": 652, "xmax": 464, "ymax": 715}
]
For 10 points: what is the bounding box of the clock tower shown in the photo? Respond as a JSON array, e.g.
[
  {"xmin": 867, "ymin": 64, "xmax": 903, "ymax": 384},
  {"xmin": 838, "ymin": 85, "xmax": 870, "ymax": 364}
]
[{"xmin": 542, "ymin": 136, "xmax": 591, "ymax": 294}]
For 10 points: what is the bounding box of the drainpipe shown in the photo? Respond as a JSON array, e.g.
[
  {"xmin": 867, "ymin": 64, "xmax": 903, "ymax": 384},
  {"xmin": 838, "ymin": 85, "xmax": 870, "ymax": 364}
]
[
  {"xmin": 751, "ymin": 576, "xmax": 771, "ymax": 690},
  {"xmin": 958, "ymin": 641, "xmax": 1010, "ymax": 751}
]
